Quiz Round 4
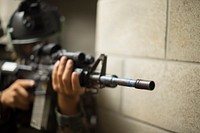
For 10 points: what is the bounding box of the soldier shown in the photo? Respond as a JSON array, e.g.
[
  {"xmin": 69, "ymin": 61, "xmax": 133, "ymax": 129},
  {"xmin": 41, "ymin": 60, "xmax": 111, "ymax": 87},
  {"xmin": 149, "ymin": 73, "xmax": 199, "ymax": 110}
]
[{"xmin": 0, "ymin": 0, "xmax": 96, "ymax": 133}]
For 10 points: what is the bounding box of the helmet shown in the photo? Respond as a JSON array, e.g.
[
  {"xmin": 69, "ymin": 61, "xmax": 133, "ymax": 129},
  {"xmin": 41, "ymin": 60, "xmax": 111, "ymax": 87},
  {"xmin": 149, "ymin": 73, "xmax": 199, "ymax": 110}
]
[
  {"xmin": 8, "ymin": 0, "xmax": 61, "ymax": 44},
  {"xmin": 7, "ymin": 0, "xmax": 62, "ymax": 58}
]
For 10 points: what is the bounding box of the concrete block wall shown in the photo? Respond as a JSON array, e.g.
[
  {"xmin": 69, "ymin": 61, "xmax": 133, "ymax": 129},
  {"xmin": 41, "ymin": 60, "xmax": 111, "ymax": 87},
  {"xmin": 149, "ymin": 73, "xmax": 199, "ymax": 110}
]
[
  {"xmin": 95, "ymin": 0, "xmax": 200, "ymax": 133},
  {"xmin": 0, "ymin": 0, "xmax": 20, "ymax": 30}
]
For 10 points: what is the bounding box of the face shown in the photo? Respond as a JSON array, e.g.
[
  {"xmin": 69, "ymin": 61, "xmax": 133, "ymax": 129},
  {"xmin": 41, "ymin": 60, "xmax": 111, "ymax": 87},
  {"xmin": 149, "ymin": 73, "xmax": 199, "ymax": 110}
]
[
  {"xmin": 13, "ymin": 43, "xmax": 35, "ymax": 59},
  {"xmin": 13, "ymin": 34, "xmax": 60, "ymax": 59}
]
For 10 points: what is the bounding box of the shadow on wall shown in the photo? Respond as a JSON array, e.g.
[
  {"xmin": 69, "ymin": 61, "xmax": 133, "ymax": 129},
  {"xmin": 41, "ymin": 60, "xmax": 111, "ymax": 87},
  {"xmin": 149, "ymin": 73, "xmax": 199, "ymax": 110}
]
[{"xmin": 47, "ymin": 0, "xmax": 97, "ymax": 56}]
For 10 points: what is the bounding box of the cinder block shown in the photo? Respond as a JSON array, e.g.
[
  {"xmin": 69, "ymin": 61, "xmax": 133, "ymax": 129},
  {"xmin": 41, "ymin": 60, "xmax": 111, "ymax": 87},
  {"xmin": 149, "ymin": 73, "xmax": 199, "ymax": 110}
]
[
  {"xmin": 96, "ymin": 0, "xmax": 167, "ymax": 58},
  {"xmin": 96, "ymin": 56, "xmax": 123, "ymax": 112},
  {"xmin": 97, "ymin": 109, "xmax": 171, "ymax": 133},
  {"xmin": 122, "ymin": 58, "xmax": 200, "ymax": 133},
  {"xmin": 167, "ymin": 0, "xmax": 200, "ymax": 62}
]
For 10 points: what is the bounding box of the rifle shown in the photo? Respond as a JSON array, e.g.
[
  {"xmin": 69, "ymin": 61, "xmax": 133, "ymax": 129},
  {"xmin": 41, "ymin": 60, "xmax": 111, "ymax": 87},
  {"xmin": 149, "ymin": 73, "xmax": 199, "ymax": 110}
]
[{"xmin": 0, "ymin": 43, "xmax": 155, "ymax": 131}]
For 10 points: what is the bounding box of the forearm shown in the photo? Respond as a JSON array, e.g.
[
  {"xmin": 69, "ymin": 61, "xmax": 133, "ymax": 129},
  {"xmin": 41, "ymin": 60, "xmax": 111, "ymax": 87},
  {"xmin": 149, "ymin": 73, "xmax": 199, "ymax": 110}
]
[
  {"xmin": 57, "ymin": 94, "xmax": 80, "ymax": 115},
  {"xmin": 57, "ymin": 115, "xmax": 84, "ymax": 133},
  {"xmin": 56, "ymin": 106, "xmax": 84, "ymax": 133},
  {"xmin": 56, "ymin": 94, "xmax": 84, "ymax": 133},
  {"xmin": 60, "ymin": 128, "xmax": 83, "ymax": 133}
]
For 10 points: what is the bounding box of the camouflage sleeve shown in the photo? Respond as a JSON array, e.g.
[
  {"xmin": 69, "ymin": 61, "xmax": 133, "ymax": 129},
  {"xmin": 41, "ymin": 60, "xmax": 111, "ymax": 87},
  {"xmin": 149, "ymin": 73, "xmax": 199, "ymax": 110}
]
[{"xmin": 55, "ymin": 93, "xmax": 97, "ymax": 133}]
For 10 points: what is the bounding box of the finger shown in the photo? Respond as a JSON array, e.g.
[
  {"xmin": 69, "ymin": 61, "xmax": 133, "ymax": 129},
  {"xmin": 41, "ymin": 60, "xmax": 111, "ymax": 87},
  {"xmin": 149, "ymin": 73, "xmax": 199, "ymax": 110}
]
[
  {"xmin": 62, "ymin": 59, "xmax": 74, "ymax": 94},
  {"xmin": 29, "ymin": 94, "xmax": 35, "ymax": 102},
  {"xmin": 72, "ymin": 72, "xmax": 85, "ymax": 94},
  {"xmin": 1, "ymin": 90, "xmax": 17, "ymax": 108},
  {"xmin": 57, "ymin": 56, "xmax": 67, "ymax": 90},
  {"xmin": 52, "ymin": 60, "xmax": 60, "ymax": 91},
  {"xmin": 16, "ymin": 79, "xmax": 35, "ymax": 89},
  {"xmin": 15, "ymin": 97, "xmax": 30, "ymax": 110},
  {"xmin": 12, "ymin": 88, "xmax": 30, "ymax": 110},
  {"xmin": 15, "ymin": 86, "xmax": 29, "ymax": 99}
]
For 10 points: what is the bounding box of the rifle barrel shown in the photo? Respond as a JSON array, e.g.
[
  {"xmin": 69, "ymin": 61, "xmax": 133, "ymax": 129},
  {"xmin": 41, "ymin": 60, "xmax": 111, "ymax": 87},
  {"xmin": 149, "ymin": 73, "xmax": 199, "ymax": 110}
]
[{"xmin": 99, "ymin": 76, "xmax": 155, "ymax": 90}]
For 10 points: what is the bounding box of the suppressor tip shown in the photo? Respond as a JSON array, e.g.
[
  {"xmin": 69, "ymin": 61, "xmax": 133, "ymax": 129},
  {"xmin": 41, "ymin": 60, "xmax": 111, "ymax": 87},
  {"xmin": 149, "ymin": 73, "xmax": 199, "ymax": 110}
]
[{"xmin": 135, "ymin": 79, "xmax": 155, "ymax": 90}]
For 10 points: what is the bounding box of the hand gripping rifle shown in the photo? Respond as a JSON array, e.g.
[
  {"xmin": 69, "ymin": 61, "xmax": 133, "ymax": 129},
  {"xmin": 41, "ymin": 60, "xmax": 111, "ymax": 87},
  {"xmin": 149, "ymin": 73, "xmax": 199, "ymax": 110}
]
[{"xmin": 0, "ymin": 43, "xmax": 155, "ymax": 131}]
